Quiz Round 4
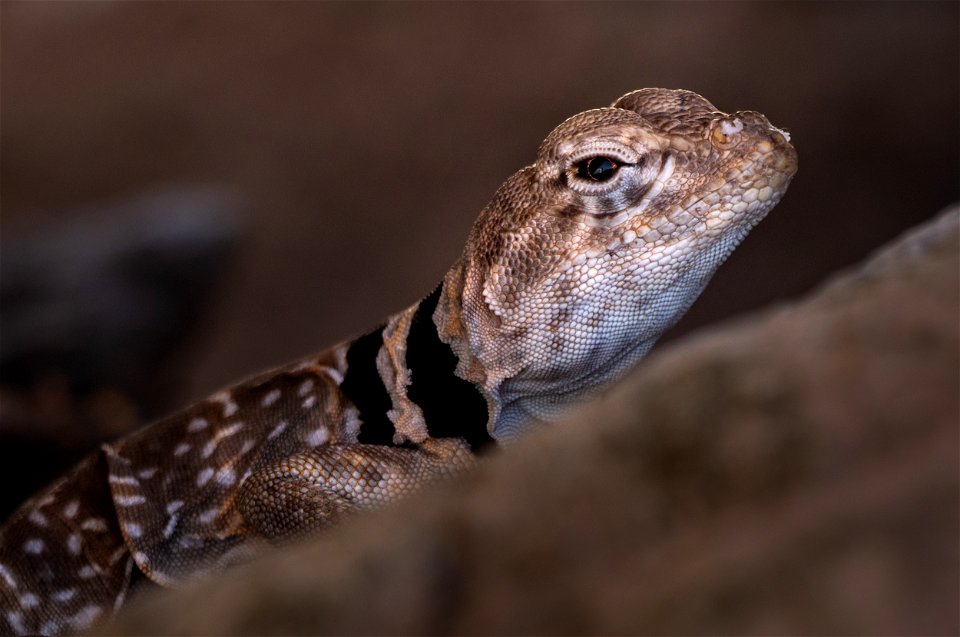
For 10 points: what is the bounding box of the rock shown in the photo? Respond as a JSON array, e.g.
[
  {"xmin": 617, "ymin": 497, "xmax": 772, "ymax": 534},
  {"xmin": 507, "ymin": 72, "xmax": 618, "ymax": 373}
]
[{"xmin": 103, "ymin": 206, "xmax": 959, "ymax": 635}]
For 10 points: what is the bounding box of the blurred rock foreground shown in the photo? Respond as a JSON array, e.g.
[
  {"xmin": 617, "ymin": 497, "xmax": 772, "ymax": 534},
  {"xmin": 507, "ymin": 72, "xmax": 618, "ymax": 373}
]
[{"xmin": 105, "ymin": 208, "xmax": 959, "ymax": 635}]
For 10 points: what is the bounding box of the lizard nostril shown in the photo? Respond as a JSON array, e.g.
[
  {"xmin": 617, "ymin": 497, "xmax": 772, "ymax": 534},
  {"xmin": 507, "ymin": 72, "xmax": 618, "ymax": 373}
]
[
  {"xmin": 771, "ymin": 130, "xmax": 790, "ymax": 145},
  {"xmin": 710, "ymin": 118, "xmax": 743, "ymax": 149}
]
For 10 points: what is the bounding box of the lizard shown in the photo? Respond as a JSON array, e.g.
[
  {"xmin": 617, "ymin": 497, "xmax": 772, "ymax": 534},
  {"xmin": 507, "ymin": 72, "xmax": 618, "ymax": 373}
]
[{"xmin": 0, "ymin": 88, "xmax": 797, "ymax": 636}]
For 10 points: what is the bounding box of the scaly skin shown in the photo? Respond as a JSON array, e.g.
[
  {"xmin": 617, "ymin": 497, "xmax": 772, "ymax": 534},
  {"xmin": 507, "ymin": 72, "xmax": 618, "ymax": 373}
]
[{"xmin": 0, "ymin": 88, "xmax": 796, "ymax": 636}]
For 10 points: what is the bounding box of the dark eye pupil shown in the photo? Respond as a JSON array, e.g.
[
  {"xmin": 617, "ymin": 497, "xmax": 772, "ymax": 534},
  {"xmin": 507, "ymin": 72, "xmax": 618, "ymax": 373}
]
[{"xmin": 579, "ymin": 156, "xmax": 619, "ymax": 182}]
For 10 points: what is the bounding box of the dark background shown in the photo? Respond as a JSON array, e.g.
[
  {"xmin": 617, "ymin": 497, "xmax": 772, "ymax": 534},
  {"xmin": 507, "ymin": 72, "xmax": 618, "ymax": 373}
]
[{"xmin": 1, "ymin": 2, "xmax": 958, "ymax": 511}]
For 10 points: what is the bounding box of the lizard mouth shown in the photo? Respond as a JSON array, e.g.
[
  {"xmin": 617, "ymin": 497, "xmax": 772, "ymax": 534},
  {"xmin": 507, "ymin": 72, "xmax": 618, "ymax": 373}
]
[
  {"xmin": 636, "ymin": 145, "xmax": 795, "ymax": 251},
  {"xmin": 690, "ymin": 140, "xmax": 796, "ymax": 227}
]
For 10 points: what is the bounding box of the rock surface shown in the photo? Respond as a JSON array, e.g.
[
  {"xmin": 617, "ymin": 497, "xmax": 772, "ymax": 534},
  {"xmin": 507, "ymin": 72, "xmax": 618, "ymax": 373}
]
[{"xmin": 104, "ymin": 207, "xmax": 959, "ymax": 635}]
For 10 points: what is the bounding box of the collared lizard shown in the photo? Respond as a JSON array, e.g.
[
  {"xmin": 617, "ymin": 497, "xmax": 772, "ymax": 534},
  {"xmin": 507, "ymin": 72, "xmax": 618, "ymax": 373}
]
[{"xmin": 0, "ymin": 88, "xmax": 797, "ymax": 636}]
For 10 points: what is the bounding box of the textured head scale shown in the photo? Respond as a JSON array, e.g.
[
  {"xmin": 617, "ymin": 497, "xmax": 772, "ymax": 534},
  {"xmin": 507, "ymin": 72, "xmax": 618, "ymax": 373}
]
[{"xmin": 439, "ymin": 88, "xmax": 797, "ymax": 439}]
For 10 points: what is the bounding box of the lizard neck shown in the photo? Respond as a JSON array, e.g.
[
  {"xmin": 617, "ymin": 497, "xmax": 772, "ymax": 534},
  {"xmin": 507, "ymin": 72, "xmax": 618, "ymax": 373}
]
[
  {"xmin": 432, "ymin": 258, "xmax": 508, "ymax": 438},
  {"xmin": 434, "ymin": 254, "xmax": 621, "ymax": 442},
  {"xmin": 432, "ymin": 231, "xmax": 748, "ymax": 442},
  {"xmin": 362, "ymin": 258, "xmax": 533, "ymax": 447},
  {"xmin": 341, "ymin": 274, "xmax": 494, "ymax": 452},
  {"xmin": 433, "ymin": 255, "xmax": 620, "ymax": 443}
]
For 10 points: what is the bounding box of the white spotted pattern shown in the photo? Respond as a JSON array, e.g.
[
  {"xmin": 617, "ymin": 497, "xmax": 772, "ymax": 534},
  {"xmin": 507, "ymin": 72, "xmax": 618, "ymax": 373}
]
[
  {"xmin": 196, "ymin": 467, "xmax": 215, "ymax": 487},
  {"xmin": 261, "ymin": 388, "xmax": 282, "ymax": 407},
  {"xmin": 108, "ymin": 546, "xmax": 127, "ymax": 566},
  {"xmin": 174, "ymin": 442, "xmax": 192, "ymax": 456},
  {"xmin": 108, "ymin": 474, "xmax": 140, "ymax": 486},
  {"xmin": 267, "ymin": 421, "xmax": 288, "ymax": 440},
  {"xmin": 67, "ymin": 533, "xmax": 82, "ymax": 556},
  {"xmin": 18, "ymin": 593, "xmax": 39, "ymax": 609},
  {"xmin": 201, "ymin": 439, "xmax": 218, "ymax": 459},
  {"xmin": 163, "ymin": 515, "xmax": 179, "ymax": 539},
  {"xmin": 219, "ymin": 422, "xmax": 245, "ymax": 437},
  {"xmin": 187, "ymin": 417, "xmax": 209, "ymax": 432},
  {"xmin": 201, "ymin": 422, "xmax": 244, "ymax": 459},
  {"xmin": 323, "ymin": 366, "xmax": 344, "ymax": 384},
  {"xmin": 302, "ymin": 395, "xmax": 317, "ymax": 409},
  {"xmin": 23, "ymin": 539, "xmax": 44, "ymax": 554},
  {"xmin": 77, "ymin": 565, "xmax": 96, "ymax": 579},
  {"xmin": 28, "ymin": 510, "xmax": 48, "ymax": 527},
  {"xmin": 305, "ymin": 427, "xmax": 329, "ymax": 447},
  {"xmin": 126, "ymin": 522, "xmax": 143, "ymax": 539},
  {"xmin": 63, "ymin": 499, "xmax": 80, "ymax": 519},
  {"xmin": 6, "ymin": 611, "xmax": 25, "ymax": 634},
  {"xmin": 80, "ymin": 517, "xmax": 108, "ymax": 532},
  {"xmin": 298, "ymin": 379, "xmax": 315, "ymax": 396},
  {"xmin": 0, "ymin": 563, "xmax": 17, "ymax": 589},
  {"xmin": 137, "ymin": 467, "xmax": 159, "ymax": 480},
  {"xmin": 40, "ymin": 620, "xmax": 61, "ymax": 635},
  {"xmin": 213, "ymin": 391, "xmax": 239, "ymax": 418},
  {"xmin": 166, "ymin": 500, "xmax": 185, "ymax": 515},
  {"xmin": 68, "ymin": 605, "xmax": 103, "ymax": 630},
  {"xmin": 53, "ymin": 588, "xmax": 77, "ymax": 603},
  {"xmin": 216, "ymin": 467, "xmax": 237, "ymax": 486}
]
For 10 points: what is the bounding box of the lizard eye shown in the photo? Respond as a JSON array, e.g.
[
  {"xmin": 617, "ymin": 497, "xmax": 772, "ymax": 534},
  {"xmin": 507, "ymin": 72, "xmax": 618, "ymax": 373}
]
[
  {"xmin": 563, "ymin": 145, "xmax": 640, "ymax": 197},
  {"xmin": 577, "ymin": 156, "xmax": 620, "ymax": 182}
]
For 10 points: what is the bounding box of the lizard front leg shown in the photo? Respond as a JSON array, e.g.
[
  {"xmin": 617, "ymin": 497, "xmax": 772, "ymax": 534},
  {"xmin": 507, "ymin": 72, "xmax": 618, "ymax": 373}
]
[{"xmin": 237, "ymin": 438, "xmax": 475, "ymax": 542}]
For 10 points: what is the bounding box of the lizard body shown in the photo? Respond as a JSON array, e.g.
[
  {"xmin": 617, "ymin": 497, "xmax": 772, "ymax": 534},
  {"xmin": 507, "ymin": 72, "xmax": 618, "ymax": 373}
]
[{"xmin": 0, "ymin": 88, "xmax": 796, "ymax": 636}]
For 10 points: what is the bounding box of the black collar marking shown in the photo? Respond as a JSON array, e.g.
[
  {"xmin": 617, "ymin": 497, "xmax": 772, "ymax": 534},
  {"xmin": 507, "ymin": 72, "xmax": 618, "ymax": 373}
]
[
  {"xmin": 406, "ymin": 285, "xmax": 494, "ymax": 453},
  {"xmin": 340, "ymin": 324, "xmax": 398, "ymax": 446}
]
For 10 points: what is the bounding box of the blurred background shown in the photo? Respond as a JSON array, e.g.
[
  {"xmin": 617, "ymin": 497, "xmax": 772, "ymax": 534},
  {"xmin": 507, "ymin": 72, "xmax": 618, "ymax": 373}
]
[{"xmin": 1, "ymin": 2, "xmax": 957, "ymax": 515}]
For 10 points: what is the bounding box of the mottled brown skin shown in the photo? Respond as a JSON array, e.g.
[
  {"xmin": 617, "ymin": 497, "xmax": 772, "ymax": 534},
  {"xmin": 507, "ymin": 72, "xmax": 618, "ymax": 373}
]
[{"xmin": 0, "ymin": 89, "xmax": 796, "ymax": 636}]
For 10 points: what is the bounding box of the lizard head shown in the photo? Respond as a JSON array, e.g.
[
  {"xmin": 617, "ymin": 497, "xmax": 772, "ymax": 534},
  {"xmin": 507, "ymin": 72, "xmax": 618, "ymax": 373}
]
[{"xmin": 440, "ymin": 88, "xmax": 797, "ymax": 439}]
